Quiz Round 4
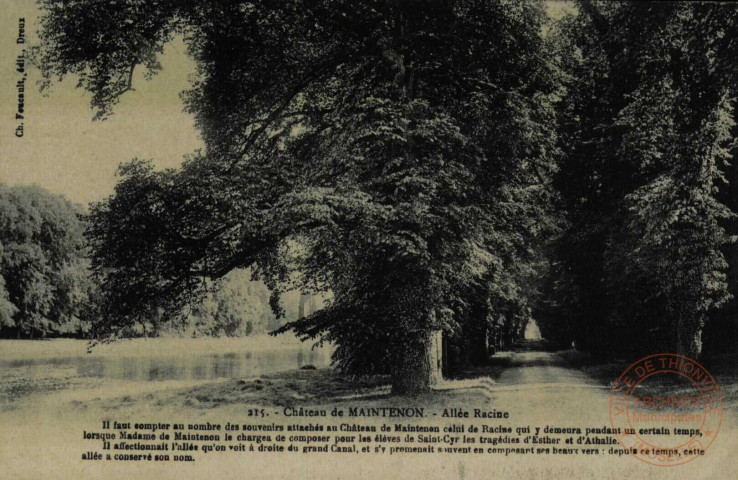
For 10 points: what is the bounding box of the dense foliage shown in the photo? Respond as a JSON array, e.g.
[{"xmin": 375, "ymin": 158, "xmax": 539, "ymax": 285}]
[
  {"xmin": 0, "ymin": 184, "xmax": 93, "ymax": 338},
  {"xmin": 537, "ymin": 1, "xmax": 738, "ymax": 358}
]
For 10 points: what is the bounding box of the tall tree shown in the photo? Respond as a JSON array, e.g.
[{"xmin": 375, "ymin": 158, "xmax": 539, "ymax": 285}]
[{"xmin": 37, "ymin": 0, "xmax": 559, "ymax": 393}]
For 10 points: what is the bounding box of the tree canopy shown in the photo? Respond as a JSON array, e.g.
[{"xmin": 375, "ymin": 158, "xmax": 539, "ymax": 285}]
[{"xmin": 36, "ymin": 0, "xmax": 560, "ymax": 393}]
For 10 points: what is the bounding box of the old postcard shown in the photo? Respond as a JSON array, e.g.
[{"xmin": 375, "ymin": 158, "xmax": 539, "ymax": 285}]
[{"xmin": 1, "ymin": 1, "xmax": 736, "ymax": 479}]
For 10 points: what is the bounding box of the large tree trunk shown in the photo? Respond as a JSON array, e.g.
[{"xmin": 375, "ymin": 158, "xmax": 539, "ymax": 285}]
[
  {"xmin": 386, "ymin": 10, "xmax": 441, "ymax": 396},
  {"xmin": 675, "ymin": 308, "xmax": 702, "ymax": 359},
  {"xmin": 470, "ymin": 328, "xmax": 490, "ymax": 365},
  {"xmin": 391, "ymin": 330, "xmax": 443, "ymax": 395}
]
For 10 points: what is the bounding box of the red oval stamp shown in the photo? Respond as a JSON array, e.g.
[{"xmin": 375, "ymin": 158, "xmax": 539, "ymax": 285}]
[{"xmin": 608, "ymin": 353, "xmax": 722, "ymax": 466}]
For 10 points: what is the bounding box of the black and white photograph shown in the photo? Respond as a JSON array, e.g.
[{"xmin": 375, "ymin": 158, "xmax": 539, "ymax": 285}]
[{"xmin": 0, "ymin": 1, "xmax": 736, "ymax": 478}]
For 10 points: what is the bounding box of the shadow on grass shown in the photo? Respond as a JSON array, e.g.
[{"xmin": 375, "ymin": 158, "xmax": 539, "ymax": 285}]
[
  {"xmin": 175, "ymin": 369, "xmax": 392, "ymax": 409},
  {"xmin": 556, "ymin": 349, "xmax": 738, "ymax": 412},
  {"xmin": 446, "ymin": 339, "xmax": 566, "ymax": 381},
  {"xmin": 132, "ymin": 367, "xmax": 498, "ymax": 412},
  {"xmin": 445, "ymin": 353, "xmax": 513, "ymax": 382}
]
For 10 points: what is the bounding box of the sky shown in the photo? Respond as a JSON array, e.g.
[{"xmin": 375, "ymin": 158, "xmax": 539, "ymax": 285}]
[
  {"xmin": 0, "ymin": 0, "xmax": 202, "ymax": 206},
  {"xmin": 0, "ymin": 0, "xmax": 573, "ymax": 207}
]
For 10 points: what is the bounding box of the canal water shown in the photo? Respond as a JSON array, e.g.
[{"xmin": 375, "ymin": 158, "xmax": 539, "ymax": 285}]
[{"xmin": 0, "ymin": 337, "xmax": 333, "ymax": 382}]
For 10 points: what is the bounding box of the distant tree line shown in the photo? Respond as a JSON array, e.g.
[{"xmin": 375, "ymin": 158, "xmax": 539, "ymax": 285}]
[{"xmin": 160, "ymin": 269, "xmax": 321, "ymax": 338}]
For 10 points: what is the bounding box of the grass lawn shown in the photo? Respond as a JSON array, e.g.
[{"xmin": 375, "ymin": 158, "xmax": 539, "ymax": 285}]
[{"xmin": 557, "ymin": 349, "xmax": 738, "ymax": 413}]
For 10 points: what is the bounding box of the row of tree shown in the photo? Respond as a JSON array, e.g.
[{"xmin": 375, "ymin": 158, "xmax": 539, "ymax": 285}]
[
  {"xmin": 24, "ymin": 0, "xmax": 738, "ymax": 393},
  {"xmin": 537, "ymin": 1, "xmax": 738, "ymax": 359}
]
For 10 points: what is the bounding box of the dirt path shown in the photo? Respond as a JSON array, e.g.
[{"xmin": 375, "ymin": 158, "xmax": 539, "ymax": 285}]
[
  {"xmin": 497, "ymin": 350, "xmax": 603, "ymax": 388},
  {"xmin": 479, "ymin": 350, "xmax": 614, "ymax": 432}
]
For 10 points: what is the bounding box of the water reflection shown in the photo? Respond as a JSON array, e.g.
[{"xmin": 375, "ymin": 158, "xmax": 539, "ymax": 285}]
[{"xmin": 1, "ymin": 345, "xmax": 332, "ymax": 382}]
